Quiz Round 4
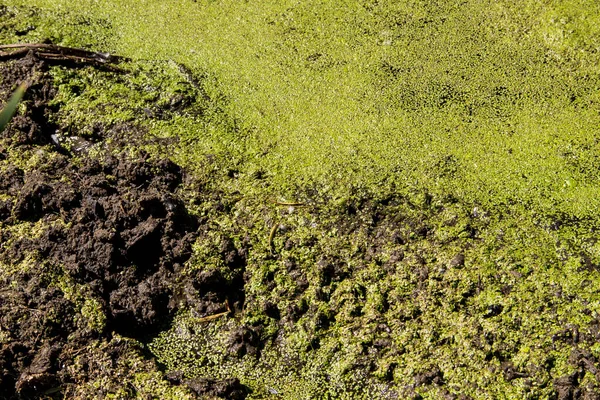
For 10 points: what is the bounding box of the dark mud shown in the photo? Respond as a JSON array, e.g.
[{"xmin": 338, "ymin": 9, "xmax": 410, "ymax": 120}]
[{"xmin": 0, "ymin": 53, "xmax": 248, "ymax": 398}]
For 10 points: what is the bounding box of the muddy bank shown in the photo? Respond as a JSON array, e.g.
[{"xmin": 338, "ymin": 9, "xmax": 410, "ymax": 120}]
[
  {"xmin": 0, "ymin": 53, "xmax": 249, "ymax": 399},
  {"xmin": 1, "ymin": 50, "xmax": 600, "ymax": 399}
]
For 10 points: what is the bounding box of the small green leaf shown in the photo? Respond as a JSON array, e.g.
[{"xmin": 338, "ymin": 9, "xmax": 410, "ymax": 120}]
[{"xmin": 0, "ymin": 83, "xmax": 27, "ymax": 133}]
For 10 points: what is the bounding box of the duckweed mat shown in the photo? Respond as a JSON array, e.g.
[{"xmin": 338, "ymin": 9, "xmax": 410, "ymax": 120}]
[{"xmin": 1, "ymin": 1, "xmax": 600, "ymax": 399}]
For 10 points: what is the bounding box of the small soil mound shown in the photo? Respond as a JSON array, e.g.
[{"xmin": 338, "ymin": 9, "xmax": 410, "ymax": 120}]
[{"xmin": 6, "ymin": 150, "xmax": 198, "ymax": 337}]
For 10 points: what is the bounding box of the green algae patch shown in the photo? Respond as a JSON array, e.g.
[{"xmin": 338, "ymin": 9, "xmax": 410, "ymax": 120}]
[
  {"xmin": 148, "ymin": 190, "xmax": 600, "ymax": 398},
  {"xmin": 2, "ymin": 0, "xmax": 600, "ymax": 399},
  {"xmin": 5, "ymin": 0, "xmax": 599, "ymax": 214},
  {"xmin": 5, "ymin": 0, "xmax": 600, "ymax": 216}
]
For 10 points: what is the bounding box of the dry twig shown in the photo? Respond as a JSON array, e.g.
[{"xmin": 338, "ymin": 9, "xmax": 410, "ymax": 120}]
[{"xmin": 0, "ymin": 43, "xmax": 128, "ymax": 71}]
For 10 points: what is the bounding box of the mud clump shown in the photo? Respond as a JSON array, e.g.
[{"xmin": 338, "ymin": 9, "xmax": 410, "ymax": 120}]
[
  {"xmin": 0, "ymin": 52, "xmax": 56, "ymax": 146},
  {"xmin": 166, "ymin": 372, "xmax": 249, "ymax": 400},
  {"xmin": 552, "ymin": 346, "xmax": 600, "ymax": 400},
  {"xmin": 8, "ymin": 151, "xmax": 199, "ymax": 335},
  {"xmin": 0, "ymin": 268, "xmax": 78, "ymax": 397},
  {"xmin": 0, "ymin": 54, "xmax": 246, "ymax": 398}
]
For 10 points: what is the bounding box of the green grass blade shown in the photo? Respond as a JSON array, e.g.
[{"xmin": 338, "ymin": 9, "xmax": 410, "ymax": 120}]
[{"xmin": 0, "ymin": 83, "xmax": 27, "ymax": 133}]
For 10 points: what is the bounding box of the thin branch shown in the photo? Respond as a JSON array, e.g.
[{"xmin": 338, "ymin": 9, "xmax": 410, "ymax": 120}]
[{"xmin": 0, "ymin": 43, "xmax": 127, "ymax": 63}]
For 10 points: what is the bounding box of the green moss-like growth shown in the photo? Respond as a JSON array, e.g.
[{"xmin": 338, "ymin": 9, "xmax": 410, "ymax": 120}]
[
  {"xmin": 2, "ymin": 0, "xmax": 600, "ymax": 398},
  {"xmin": 149, "ymin": 189, "xmax": 600, "ymax": 398}
]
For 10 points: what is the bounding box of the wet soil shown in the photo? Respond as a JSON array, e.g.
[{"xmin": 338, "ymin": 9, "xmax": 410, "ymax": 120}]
[
  {"xmin": 1, "ymin": 51, "xmax": 600, "ymax": 399},
  {"xmin": 0, "ymin": 53, "xmax": 248, "ymax": 398}
]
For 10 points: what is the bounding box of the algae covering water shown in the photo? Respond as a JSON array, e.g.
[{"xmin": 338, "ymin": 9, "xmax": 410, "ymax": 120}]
[{"xmin": 1, "ymin": 0, "xmax": 600, "ymax": 398}]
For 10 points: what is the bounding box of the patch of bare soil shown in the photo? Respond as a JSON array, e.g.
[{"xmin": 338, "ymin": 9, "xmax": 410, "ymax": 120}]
[{"xmin": 0, "ymin": 53, "xmax": 248, "ymax": 398}]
